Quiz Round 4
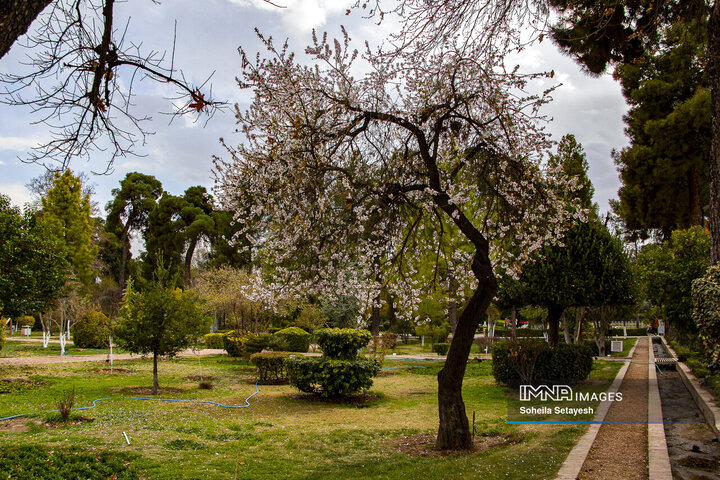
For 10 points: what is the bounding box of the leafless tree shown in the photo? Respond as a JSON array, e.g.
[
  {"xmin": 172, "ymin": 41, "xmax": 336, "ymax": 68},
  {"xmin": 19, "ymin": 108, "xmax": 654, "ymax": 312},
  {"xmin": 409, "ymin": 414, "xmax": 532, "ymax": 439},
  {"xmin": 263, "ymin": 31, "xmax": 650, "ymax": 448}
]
[{"xmin": 0, "ymin": 0, "xmax": 227, "ymax": 172}]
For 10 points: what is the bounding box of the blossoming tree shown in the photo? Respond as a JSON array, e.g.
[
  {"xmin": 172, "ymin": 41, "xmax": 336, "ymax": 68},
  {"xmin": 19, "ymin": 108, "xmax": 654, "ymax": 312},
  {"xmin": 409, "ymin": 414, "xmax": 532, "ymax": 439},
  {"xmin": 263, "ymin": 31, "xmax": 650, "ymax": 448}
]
[{"xmin": 215, "ymin": 27, "xmax": 582, "ymax": 449}]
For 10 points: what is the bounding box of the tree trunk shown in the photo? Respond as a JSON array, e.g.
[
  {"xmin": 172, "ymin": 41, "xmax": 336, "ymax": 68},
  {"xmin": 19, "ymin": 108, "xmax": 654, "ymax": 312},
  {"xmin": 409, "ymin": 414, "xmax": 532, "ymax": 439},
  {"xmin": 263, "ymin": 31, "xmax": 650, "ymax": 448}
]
[
  {"xmin": 546, "ymin": 306, "xmax": 563, "ymax": 346},
  {"xmin": 561, "ymin": 310, "xmax": 571, "ymax": 344},
  {"xmin": 370, "ymin": 304, "xmax": 381, "ymax": 337},
  {"xmin": 152, "ymin": 351, "xmax": 159, "ymax": 395},
  {"xmin": 688, "ymin": 166, "xmax": 703, "ymax": 227},
  {"xmin": 119, "ymin": 230, "xmax": 130, "ymax": 290},
  {"xmin": 574, "ymin": 307, "xmax": 585, "ymax": 344},
  {"xmin": 709, "ymin": 1, "xmax": 720, "ymax": 265},
  {"xmin": 183, "ymin": 236, "xmax": 198, "ymax": 288},
  {"xmin": 510, "ymin": 305, "xmax": 517, "ymax": 340},
  {"xmin": 436, "ymin": 252, "xmax": 496, "ymax": 450},
  {"xmin": 448, "ymin": 276, "xmax": 458, "ymax": 334},
  {"xmin": 0, "ymin": 0, "xmax": 52, "ymax": 60}
]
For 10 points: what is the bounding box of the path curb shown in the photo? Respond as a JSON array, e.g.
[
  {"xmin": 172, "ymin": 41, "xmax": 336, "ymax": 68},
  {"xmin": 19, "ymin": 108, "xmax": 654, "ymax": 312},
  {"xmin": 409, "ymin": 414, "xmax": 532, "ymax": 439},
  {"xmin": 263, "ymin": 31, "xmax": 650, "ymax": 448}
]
[
  {"xmin": 647, "ymin": 337, "xmax": 673, "ymax": 480},
  {"xmin": 661, "ymin": 337, "xmax": 720, "ymax": 439},
  {"xmin": 555, "ymin": 339, "xmax": 639, "ymax": 480}
]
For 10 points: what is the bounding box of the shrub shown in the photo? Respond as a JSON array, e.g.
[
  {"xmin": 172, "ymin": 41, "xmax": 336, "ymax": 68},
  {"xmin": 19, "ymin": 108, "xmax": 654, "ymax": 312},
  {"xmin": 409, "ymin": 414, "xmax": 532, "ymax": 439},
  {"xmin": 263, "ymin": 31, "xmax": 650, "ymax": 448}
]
[
  {"xmin": 57, "ymin": 387, "xmax": 75, "ymax": 422},
  {"xmin": 609, "ymin": 327, "xmax": 648, "ymax": 336},
  {"xmin": 16, "ymin": 315, "xmax": 35, "ymax": 327},
  {"xmin": 491, "ymin": 339, "xmax": 593, "ymax": 386},
  {"xmin": 250, "ymin": 352, "xmax": 293, "ymax": 383},
  {"xmin": 204, "ymin": 332, "xmax": 225, "ymax": 349},
  {"xmin": 433, "ymin": 343, "xmax": 450, "ymax": 356},
  {"xmin": 246, "ymin": 333, "xmax": 287, "ymax": 354},
  {"xmin": 693, "ymin": 266, "xmax": 720, "ymax": 371},
  {"xmin": 315, "ymin": 328, "xmax": 371, "ymax": 360},
  {"xmin": 223, "ymin": 331, "xmax": 248, "ymax": 358},
  {"xmin": 71, "ymin": 311, "xmax": 110, "ymax": 348},
  {"xmin": 275, "ymin": 327, "xmax": 311, "ymax": 353},
  {"xmin": 381, "ymin": 332, "xmax": 397, "ymax": 350},
  {"xmin": 670, "ymin": 341, "xmax": 691, "ymax": 362},
  {"xmin": 286, "ymin": 357, "xmax": 381, "ymax": 397}
]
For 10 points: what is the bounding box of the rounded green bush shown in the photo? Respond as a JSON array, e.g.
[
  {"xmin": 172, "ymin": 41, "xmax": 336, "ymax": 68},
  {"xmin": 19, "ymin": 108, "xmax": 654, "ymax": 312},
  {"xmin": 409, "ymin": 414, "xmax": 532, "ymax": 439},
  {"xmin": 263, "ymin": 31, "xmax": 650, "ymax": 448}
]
[
  {"xmin": 286, "ymin": 357, "xmax": 380, "ymax": 397},
  {"xmin": 433, "ymin": 342, "xmax": 450, "ymax": 356},
  {"xmin": 315, "ymin": 328, "xmax": 371, "ymax": 360},
  {"xmin": 71, "ymin": 312, "xmax": 110, "ymax": 349},
  {"xmin": 16, "ymin": 316, "xmax": 35, "ymax": 327},
  {"xmin": 274, "ymin": 327, "xmax": 311, "ymax": 353}
]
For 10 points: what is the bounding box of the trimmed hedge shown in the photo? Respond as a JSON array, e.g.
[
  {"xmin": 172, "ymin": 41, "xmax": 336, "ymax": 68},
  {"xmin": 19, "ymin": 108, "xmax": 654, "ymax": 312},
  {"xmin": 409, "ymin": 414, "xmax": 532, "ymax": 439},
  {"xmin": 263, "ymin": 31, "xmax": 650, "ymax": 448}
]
[
  {"xmin": 204, "ymin": 333, "xmax": 225, "ymax": 349},
  {"xmin": 285, "ymin": 357, "xmax": 381, "ymax": 397},
  {"xmin": 491, "ymin": 339, "xmax": 593, "ymax": 386},
  {"xmin": 492, "ymin": 327, "xmax": 545, "ymax": 338},
  {"xmin": 71, "ymin": 312, "xmax": 110, "ymax": 349},
  {"xmin": 609, "ymin": 327, "xmax": 648, "ymax": 337},
  {"xmin": 275, "ymin": 327, "xmax": 311, "ymax": 353},
  {"xmin": 250, "ymin": 352, "xmax": 293, "ymax": 383},
  {"xmin": 315, "ymin": 328, "xmax": 371, "ymax": 360},
  {"xmin": 433, "ymin": 343, "xmax": 450, "ymax": 356}
]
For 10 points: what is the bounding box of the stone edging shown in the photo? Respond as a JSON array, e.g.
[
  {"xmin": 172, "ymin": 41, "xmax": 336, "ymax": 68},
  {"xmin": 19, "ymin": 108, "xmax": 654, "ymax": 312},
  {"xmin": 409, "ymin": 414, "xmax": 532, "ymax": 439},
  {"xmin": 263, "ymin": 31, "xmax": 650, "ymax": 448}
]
[
  {"xmin": 555, "ymin": 338, "xmax": 639, "ymax": 480},
  {"xmin": 661, "ymin": 336, "xmax": 720, "ymax": 439},
  {"xmin": 647, "ymin": 337, "xmax": 673, "ymax": 480}
]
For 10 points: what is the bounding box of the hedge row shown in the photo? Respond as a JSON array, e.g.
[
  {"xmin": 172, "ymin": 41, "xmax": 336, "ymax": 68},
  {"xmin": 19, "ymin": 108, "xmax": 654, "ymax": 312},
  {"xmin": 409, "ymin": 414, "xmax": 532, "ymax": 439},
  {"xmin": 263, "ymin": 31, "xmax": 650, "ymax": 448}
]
[
  {"xmin": 491, "ymin": 339, "xmax": 593, "ymax": 386},
  {"xmin": 608, "ymin": 327, "xmax": 648, "ymax": 337},
  {"xmin": 208, "ymin": 327, "xmax": 312, "ymax": 358}
]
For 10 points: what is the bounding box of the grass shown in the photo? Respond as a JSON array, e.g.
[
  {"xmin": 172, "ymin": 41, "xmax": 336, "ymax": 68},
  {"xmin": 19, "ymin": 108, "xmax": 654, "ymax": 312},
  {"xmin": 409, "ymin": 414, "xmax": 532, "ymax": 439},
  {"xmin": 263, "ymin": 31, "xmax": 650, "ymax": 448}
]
[
  {"xmin": 0, "ymin": 354, "xmax": 621, "ymax": 479},
  {"xmin": 609, "ymin": 337, "xmax": 637, "ymax": 357},
  {"xmin": 1, "ymin": 339, "xmax": 128, "ymax": 357}
]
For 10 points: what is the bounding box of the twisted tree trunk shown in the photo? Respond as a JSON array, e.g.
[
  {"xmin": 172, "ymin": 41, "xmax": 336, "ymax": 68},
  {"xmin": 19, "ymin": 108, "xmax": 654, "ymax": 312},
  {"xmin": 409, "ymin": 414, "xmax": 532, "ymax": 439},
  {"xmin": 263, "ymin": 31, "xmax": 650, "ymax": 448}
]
[{"xmin": 436, "ymin": 252, "xmax": 496, "ymax": 450}]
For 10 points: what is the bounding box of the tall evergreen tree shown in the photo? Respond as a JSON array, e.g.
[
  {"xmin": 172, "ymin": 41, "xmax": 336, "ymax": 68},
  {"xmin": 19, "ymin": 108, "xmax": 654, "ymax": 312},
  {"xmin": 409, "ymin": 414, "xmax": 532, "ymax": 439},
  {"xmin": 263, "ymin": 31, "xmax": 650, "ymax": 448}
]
[
  {"xmin": 104, "ymin": 172, "xmax": 163, "ymax": 289},
  {"xmin": 610, "ymin": 19, "xmax": 710, "ymax": 240},
  {"xmin": 41, "ymin": 170, "xmax": 98, "ymax": 290}
]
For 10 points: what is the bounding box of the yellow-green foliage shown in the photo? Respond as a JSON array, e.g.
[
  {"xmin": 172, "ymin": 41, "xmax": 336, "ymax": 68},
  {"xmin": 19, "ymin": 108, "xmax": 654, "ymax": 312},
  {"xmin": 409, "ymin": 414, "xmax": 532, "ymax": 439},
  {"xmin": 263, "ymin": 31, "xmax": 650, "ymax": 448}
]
[
  {"xmin": 204, "ymin": 332, "xmax": 225, "ymax": 349},
  {"xmin": 16, "ymin": 316, "xmax": 35, "ymax": 327}
]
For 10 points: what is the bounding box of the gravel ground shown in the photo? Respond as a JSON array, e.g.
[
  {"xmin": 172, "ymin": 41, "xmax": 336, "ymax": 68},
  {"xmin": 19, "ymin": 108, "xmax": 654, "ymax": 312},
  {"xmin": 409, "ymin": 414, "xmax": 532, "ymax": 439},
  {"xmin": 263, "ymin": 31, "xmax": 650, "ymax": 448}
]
[{"xmin": 579, "ymin": 337, "xmax": 649, "ymax": 480}]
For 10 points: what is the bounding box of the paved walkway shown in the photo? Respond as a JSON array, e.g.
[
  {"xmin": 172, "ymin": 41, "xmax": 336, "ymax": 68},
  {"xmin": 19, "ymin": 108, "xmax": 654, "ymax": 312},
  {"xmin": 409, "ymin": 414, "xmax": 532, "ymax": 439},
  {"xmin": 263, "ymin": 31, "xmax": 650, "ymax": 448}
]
[{"xmin": 578, "ymin": 337, "xmax": 649, "ymax": 479}]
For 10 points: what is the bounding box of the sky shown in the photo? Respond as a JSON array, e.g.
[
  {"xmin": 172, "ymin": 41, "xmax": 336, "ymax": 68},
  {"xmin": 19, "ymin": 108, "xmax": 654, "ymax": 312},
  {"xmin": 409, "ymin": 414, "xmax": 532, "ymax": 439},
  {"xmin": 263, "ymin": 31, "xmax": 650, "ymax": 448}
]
[{"xmin": 0, "ymin": 0, "xmax": 628, "ymax": 215}]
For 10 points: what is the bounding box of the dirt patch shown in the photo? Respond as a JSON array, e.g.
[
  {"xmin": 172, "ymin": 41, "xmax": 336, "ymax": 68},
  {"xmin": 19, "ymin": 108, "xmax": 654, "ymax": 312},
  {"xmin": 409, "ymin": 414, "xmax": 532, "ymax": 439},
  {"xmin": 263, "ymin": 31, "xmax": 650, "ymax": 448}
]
[
  {"xmin": 0, "ymin": 417, "xmax": 41, "ymax": 433},
  {"xmin": 111, "ymin": 386, "xmax": 187, "ymax": 395},
  {"xmin": 184, "ymin": 375, "xmax": 217, "ymax": 382},
  {"xmin": 92, "ymin": 368, "xmax": 134, "ymax": 375},
  {"xmin": 43, "ymin": 416, "xmax": 94, "ymax": 427},
  {"xmin": 288, "ymin": 392, "xmax": 381, "ymax": 407},
  {"xmin": 391, "ymin": 432, "xmax": 522, "ymax": 458},
  {"xmin": 0, "ymin": 378, "xmax": 43, "ymax": 394}
]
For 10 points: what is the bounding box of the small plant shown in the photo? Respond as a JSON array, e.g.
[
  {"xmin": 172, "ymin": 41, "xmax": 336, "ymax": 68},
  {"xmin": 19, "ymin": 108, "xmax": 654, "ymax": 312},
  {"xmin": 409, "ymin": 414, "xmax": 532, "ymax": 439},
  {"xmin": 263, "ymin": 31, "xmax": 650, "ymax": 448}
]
[
  {"xmin": 199, "ymin": 381, "xmax": 214, "ymax": 390},
  {"xmin": 315, "ymin": 328, "xmax": 371, "ymax": 360},
  {"xmin": 57, "ymin": 387, "xmax": 76, "ymax": 422},
  {"xmin": 433, "ymin": 343, "xmax": 450, "ymax": 356}
]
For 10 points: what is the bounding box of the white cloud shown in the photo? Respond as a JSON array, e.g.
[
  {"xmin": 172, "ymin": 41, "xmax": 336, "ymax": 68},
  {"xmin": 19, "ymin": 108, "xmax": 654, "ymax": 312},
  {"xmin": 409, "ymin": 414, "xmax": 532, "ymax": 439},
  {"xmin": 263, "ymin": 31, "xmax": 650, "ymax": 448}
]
[
  {"xmin": 228, "ymin": 0, "xmax": 354, "ymax": 33},
  {"xmin": 0, "ymin": 183, "xmax": 33, "ymax": 207},
  {"xmin": 0, "ymin": 136, "xmax": 46, "ymax": 152}
]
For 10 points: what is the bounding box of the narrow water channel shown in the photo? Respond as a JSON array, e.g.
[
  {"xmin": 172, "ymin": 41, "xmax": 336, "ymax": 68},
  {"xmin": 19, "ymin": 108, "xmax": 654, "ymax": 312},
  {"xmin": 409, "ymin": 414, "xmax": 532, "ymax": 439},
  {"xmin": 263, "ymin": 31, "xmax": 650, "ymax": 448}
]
[{"xmin": 653, "ymin": 337, "xmax": 720, "ymax": 480}]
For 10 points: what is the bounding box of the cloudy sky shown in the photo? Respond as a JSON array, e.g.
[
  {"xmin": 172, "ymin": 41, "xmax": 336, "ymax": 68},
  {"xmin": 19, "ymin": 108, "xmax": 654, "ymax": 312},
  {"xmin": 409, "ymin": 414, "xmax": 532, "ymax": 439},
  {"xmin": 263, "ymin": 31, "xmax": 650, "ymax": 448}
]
[{"xmin": 0, "ymin": 0, "xmax": 628, "ymax": 214}]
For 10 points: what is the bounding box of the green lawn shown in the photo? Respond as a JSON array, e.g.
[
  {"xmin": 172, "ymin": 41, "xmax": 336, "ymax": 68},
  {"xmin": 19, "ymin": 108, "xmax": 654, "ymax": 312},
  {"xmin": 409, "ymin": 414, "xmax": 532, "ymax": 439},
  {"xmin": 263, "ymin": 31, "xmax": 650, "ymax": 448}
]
[
  {"xmin": 0, "ymin": 355, "xmax": 621, "ymax": 479},
  {"xmin": 1, "ymin": 340, "xmax": 129, "ymax": 357}
]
